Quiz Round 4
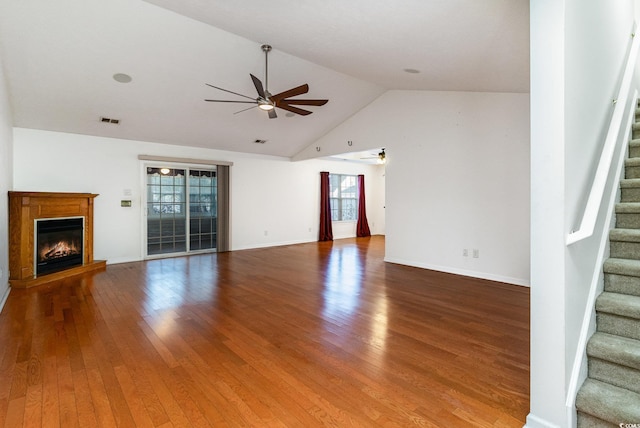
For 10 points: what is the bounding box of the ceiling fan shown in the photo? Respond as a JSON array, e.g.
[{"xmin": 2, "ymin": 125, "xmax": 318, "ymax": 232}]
[
  {"xmin": 204, "ymin": 44, "xmax": 328, "ymax": 119},
  {"xmin": 361, "ymin": 148, "xmax": 386, "ymax": 164}
]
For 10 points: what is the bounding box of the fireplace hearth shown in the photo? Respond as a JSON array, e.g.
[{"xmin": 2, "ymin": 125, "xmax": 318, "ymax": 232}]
[{"xmin": 36, "ymin": 217, "xmax": 84, "ymax": 275}]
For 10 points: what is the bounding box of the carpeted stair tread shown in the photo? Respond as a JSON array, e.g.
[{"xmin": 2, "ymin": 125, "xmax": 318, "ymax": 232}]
[
  {"xmin": 609, "ymin": 228, "xmax": 640, "ymax": 242},
  {"xmin": 616, "ymin": 202, "xmax": 640, "ymax": 213},
  {"xmin": 620, "ymin": 178, "xmax": 640, "ymax": 202},
  {"xmin": 603, "ymin": 257, "xmax": 640, "ymax": 277},
  {"xmin": 615, "ymin": 204, "xmax": 640, "ymax": 228},
  {"xmin": 587, "ymin": 332, "xmax": 640, "ymax": 370},
  {"xmin": 576, "ymin": 379, "xmax": 640, "ymax": 424},
  {"xmin": 625, "ymin": 158, "xmax": 640, "ymax": 178},
  {"xmin": 595, "ymin": 292, "xmax": 640, "ymax": 319},
  {"xmin": 620, "ymin": 178, "xmax": 640, "ymax": 188},
  {"xmin": 604, "ymin": 258, "xmax": 640, "ymax": 297}
]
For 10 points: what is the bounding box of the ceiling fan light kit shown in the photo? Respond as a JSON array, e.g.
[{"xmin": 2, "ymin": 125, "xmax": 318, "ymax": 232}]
[
  {"xmin": 378, "ymin": 151, "xmax": 386, "ymax": 164},
  {"xmin": 205, "ymin": 44, "xmax": 328, "ymax": 119},
  {"xmin": 258, "ymin": 101, "xmax": 274, "ymax": 111}
]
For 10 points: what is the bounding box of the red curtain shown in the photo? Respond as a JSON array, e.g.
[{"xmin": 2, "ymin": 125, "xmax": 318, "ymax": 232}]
[
  {"xmin": 356, "ymin": 174, "xmax": 371, "ymax": 237},
  {"xmin": 319, "ymin": 171, "xmax": 333, "ymax": 241}
]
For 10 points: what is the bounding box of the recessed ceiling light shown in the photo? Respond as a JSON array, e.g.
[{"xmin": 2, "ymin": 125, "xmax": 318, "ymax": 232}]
[
  {"xmin": 113, "ymin": 73, "xmax": 132, "ymax": 83},
  {"xmin": 403, "ymin": 68, "xmax": 420, "ymax": 74}
]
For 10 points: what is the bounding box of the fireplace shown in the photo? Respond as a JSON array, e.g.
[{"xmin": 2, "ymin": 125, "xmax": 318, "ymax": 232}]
[
  {"xmin": 35, "ymin": 217, "xmax": 84, "ymax": 275},
  {"xmin": 8, "ymin": 191, "xmax": 106, "ymax": 288}
]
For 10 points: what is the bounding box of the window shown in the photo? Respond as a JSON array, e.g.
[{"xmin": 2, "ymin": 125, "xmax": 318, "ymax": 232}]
[{"xmin": 329, "ymin": 174, "xmax": 357, "ymax": 221}]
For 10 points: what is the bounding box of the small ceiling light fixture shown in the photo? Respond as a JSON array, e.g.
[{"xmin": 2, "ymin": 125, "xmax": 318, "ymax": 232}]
[
  {"xmin": 377, "ymin": 148, "xmax": 386, "ymax": 164},
  {"xmin": 113, "ymin": 73, "xmax": 132, "ymax": 83},
  {"xmin": 258, "ymin": 101, "xmax": 275, "ymax": 111}
]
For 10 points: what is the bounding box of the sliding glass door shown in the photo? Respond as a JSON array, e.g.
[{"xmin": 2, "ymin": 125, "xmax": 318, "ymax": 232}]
[
  {"xmin": 146, "ymin": 166, "xmax": 217, "ymax": 257},
  {"xmin": 188, "ymin": 169, "xmax": 217, "ymax": 251}
]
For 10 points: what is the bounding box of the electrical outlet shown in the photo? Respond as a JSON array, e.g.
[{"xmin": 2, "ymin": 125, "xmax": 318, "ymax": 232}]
[
  {"xmin": 473, "ymin": 249, "xmax": 479, "ymax": 258},
  {"xmin": 463, "ymin": 249, "xmax": 468, "ymax": 257}
]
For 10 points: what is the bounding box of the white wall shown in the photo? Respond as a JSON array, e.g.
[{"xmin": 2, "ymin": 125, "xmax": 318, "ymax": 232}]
[
  {"xmin": 0, "ymin": 53, "xmax": 12, "ymax": 312},
  {"xmin": 306, "ymin": 90, "xmax": 530, "ymax": 286},
  {"xmin": 528, "ymin": 2, "xmax": 567, "ymax": 426},
  {"xmin": 12, "ymin": 128, "xmax": 384, "ymax": 264}
]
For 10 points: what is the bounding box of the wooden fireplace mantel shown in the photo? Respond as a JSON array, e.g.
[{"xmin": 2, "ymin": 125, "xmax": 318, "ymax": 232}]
[{"xmin": 8, "ymin": 191, "xmax": 106, "ymax": 288}]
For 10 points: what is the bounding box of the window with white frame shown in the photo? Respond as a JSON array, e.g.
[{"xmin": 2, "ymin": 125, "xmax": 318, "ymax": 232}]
[{"xmin": 329, "ymin": 174, "xmax": 357, "ymax": 221}]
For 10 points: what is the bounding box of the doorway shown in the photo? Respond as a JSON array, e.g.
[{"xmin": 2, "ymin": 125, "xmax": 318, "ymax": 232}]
[{"xmin": 145, "ymin": 165, "xmax": 218, "ymax": 257}]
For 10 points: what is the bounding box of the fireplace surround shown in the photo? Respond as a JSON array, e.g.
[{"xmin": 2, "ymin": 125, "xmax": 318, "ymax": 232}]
[{"xmin": 8, "ymin": 191, "xmax": 106, "ymax": 288}]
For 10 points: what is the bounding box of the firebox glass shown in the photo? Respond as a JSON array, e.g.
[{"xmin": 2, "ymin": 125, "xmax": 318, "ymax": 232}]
[{"xmin": 36, "ymin": 217, "xmax": 84, "ymax": 275}]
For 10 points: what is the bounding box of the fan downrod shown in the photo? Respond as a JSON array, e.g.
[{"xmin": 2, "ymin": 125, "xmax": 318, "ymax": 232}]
[{"xmin": 261, "ymin": 45, "xmax": 272, "ymax": 93}]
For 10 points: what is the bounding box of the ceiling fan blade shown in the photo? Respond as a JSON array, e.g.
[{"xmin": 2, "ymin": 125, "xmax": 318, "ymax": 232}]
[
  {"xmin": 278, "ymin": 98, "xmax": 328, "ymax": 106},
  {"xmin": 268, "ymin": 109, "xmax": 277, "ymax": 119},
  {"xmin": 250, "ymin": 74, "xmax": 267, "ymax": 99},
  {"xmin": 233, "ymin": 105, "xmax": 259, "ymax": 115},
  {"xmin": 204, "ymin": 99, "xmax": 257, "ymax": 104},
  {"xmin": 276, "ymin": 102, "xmax": 313, "ymax": 116},
  {"xmin": 270, "ymin": 84, "xmax": 309, "ymax": 102},
  {"xmin": 205, "ymin": 83, "xmax": 256, "ymax": 101}
]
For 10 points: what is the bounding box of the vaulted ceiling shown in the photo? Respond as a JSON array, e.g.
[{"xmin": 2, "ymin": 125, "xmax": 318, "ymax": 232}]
[{"xmin": 0, "ymin": 0, "xmax": 529, "ymax": 158}]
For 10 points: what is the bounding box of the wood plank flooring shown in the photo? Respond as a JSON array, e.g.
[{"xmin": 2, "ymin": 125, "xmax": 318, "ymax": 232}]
[{"xmin": 0, "ymin": 236, "xmax": 530, "ymax": 427}]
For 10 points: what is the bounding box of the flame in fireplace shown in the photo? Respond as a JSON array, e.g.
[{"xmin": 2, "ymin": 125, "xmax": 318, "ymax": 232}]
[{"xmin": 40, "ymin": 240, "xmax": 82, "ymax": 260}]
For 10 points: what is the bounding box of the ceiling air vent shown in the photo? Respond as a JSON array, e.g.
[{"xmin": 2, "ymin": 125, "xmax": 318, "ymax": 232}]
[{"xmin": 100, "ymin": 117, "xmax": 120, "ymax": 124}]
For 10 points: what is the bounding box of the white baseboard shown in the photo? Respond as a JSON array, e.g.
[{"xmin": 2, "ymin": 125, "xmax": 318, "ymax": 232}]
[
  {"xmin": 104, "ymin": 256, "xmax": 140, "ymax": 265},
  {"xmin": 524, "ymin": 413, "xmax": 562, "ymax": 428},
  {"xmin": 383, "ymin": 257, "xmax": 530, "ymax": 287},
  {"xmin": 232, "ymin": 238, "xmax": 316, "ymax": 251},
  {"xmin": 0, "ymin": 285, "xmax": 10, "ymax": 314}
]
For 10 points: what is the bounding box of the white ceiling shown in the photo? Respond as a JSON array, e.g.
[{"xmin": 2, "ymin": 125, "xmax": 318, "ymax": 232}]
[{"xmin": 0, "ymin": 0, "xmax": 529, "ymax": 159}]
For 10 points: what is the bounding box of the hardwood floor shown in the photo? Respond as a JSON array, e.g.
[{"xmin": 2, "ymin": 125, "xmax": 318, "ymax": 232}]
[{"xmin": 0, "ymin": 236, "xmax": 530, "ymax": 427}]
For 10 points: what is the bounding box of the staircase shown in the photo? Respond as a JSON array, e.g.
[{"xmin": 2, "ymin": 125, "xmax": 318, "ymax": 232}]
[{"xmin": 575, "ymin": 118, "xmax": 640, "ymax": 426}]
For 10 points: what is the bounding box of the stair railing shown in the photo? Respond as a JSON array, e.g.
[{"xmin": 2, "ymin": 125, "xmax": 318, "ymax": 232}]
[{"xmin": 567, "ymin": 30, "xmax": 640, "ymax": 245}]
